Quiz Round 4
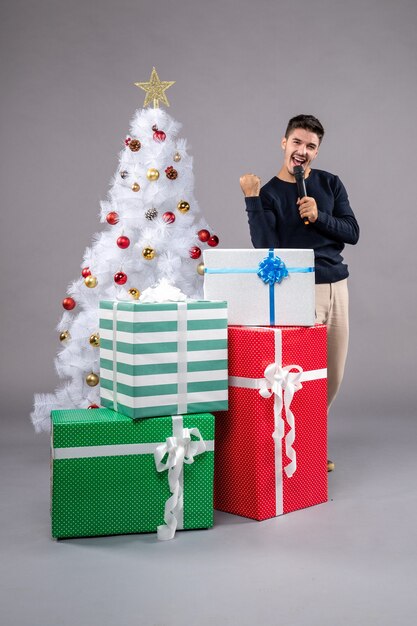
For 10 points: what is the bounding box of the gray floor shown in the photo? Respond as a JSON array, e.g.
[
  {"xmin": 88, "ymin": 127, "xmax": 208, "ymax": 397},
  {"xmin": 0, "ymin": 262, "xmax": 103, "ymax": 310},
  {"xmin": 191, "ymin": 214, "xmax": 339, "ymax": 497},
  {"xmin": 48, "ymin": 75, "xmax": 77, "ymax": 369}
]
[{"xmin": 1, "ymin": 407, "xmax": 417, "ymax": 626}]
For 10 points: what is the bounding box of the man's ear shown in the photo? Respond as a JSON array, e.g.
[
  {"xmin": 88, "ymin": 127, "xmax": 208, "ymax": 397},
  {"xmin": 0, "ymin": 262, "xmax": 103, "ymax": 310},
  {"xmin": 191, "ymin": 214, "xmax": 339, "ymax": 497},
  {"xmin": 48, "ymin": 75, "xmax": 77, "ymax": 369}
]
[{"xmin": 281, "ymin": 137, "xmax": 287, "ymax": 150}]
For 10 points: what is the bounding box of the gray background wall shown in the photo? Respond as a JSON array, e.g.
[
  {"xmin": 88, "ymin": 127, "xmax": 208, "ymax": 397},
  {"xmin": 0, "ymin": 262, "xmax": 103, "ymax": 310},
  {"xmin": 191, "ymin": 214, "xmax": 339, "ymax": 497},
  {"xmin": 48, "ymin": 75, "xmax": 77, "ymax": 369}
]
[
  {"xmin": 1, "ymin": 0, "xmax": 416, "ymax": 418},
  {"xmin": 1, "ymin": 3, "xmax": 417, "ymax": 626}
]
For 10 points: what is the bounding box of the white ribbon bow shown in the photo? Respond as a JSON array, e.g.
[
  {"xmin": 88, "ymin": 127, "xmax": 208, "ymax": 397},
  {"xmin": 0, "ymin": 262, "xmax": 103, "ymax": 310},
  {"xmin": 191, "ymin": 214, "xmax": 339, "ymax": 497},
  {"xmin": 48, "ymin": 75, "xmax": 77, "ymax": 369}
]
[
  {"xmin": 259, "ymin": 363, "xmax": 303, "ymax": 478},
  {"xmin": 154, "ymin": 426, "xmax": 206, "ymax": 540}
]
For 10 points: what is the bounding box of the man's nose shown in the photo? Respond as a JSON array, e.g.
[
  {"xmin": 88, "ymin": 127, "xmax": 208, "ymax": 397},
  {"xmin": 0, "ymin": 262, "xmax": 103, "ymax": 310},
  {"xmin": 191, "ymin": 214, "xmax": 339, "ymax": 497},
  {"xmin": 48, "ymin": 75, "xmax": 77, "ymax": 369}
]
[{"xmin": 298, "ymin": 144, "xmax": 307, "ymax": 155}]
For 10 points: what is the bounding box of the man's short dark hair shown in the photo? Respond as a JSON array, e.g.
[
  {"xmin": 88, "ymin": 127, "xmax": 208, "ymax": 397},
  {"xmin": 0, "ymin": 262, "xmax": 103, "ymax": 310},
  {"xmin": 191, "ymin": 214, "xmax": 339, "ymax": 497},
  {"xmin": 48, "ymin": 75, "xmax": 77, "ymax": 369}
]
[{"xmin": 285, "ymin": 115, "xmax": 325, "ymax": 144}]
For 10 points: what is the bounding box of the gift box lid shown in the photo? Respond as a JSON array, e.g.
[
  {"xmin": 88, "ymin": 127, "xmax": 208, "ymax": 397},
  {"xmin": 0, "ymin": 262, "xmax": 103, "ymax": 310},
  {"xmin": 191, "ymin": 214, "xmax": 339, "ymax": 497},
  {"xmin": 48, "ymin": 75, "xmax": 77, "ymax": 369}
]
[
  {"xmin": 227, "ymin": 324, "xmax": 327, "ymax": 377},
  {"xmin": 203, "ymin": 248, "xmax": 314, "ymax": 268},
  {"xmin": 99, "ymin": 300, "xmax": 227, "ymax": 312},
  {"xmin": 51, "ymin": 409, "xmax": 215, "ymax": 449}
]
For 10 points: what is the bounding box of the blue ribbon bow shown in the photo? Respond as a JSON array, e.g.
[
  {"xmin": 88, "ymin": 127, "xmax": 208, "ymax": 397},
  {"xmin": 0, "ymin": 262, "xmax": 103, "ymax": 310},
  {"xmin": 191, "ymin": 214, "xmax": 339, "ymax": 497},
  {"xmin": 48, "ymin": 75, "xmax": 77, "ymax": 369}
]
[{"xmin": 257, "ymin": 252, "xmax": 289, "ymax": 285}]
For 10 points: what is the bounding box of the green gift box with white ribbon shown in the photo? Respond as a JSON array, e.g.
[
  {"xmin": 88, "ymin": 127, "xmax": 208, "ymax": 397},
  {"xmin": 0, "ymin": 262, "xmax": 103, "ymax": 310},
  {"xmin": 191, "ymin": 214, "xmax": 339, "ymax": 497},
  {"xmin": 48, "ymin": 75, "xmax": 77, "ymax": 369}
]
[
  {"xmin": 99, "ymin": 300, "xmax": 228, "ymax": 419},
  {"xmin": 51, "ymin": 409, "xmax": 215, "ymax": 540}
]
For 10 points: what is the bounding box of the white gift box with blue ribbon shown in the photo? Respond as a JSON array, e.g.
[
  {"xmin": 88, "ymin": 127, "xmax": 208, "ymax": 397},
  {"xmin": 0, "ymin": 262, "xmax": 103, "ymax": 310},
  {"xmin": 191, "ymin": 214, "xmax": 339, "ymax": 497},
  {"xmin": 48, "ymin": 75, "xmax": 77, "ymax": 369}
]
[{"xmin": 203, "ymin": 248, "xmax": 315, "ymax": 326}]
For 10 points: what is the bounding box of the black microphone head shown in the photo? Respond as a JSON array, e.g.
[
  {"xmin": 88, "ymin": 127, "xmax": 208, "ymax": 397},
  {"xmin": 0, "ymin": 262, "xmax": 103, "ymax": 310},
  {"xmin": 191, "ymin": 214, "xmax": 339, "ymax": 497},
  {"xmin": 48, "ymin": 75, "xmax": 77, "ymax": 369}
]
[{"xmin": 293, "ymin": 165, "xmax": 305, "ymax": 178}]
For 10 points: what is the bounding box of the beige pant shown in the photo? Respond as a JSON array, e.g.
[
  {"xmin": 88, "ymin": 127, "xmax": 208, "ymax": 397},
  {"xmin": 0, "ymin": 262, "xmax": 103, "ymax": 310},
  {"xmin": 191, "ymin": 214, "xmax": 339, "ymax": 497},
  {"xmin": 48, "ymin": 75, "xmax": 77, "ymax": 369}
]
[{"xmin": 315, "ymin": 279, "xmax": 349, "ymax": 410}]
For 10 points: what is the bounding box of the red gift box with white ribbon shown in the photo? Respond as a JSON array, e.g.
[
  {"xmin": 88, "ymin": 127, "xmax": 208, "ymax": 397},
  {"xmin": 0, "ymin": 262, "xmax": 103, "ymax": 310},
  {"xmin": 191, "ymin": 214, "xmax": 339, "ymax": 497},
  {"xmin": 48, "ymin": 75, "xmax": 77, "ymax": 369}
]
[{"xmin": 214, "ymin": 324, "xmax": 327, "ymax": 520}]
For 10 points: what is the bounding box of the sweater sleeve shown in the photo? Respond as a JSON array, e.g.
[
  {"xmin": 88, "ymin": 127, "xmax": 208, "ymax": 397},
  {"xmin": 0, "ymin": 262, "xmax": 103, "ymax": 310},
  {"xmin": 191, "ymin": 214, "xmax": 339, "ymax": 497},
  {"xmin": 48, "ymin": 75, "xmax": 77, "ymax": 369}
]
[
  {"xmin": 245, "ymin": 191, "xmax": 280, "ymax": 248},
  {"xmin": 314, "ymin": 176, "xmax": 360, "ymax": 245}
]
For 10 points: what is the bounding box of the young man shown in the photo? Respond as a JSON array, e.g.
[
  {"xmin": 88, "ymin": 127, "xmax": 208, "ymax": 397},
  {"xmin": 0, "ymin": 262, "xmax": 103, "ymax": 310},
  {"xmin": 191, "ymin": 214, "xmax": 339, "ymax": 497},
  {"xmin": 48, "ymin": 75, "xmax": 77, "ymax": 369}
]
[{"xmin": 240, "ymin": 114, "xmax": 359, "ymax": 471}]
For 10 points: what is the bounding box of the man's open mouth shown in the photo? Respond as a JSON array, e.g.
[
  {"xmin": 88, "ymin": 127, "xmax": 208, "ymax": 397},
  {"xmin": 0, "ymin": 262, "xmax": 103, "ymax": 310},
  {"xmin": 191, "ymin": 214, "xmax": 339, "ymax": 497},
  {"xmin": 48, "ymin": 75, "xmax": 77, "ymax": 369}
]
[{"xmin": 292, "ymin": 155, "xmax": 306, "ymax": 167}]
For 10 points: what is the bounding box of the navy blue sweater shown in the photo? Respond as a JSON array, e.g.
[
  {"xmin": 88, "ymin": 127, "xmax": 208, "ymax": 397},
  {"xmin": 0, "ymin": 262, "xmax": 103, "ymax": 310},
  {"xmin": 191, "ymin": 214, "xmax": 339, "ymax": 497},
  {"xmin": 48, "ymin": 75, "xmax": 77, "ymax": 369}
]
[{"xmin": 245, "ymin": 169, "xmax": 360, "ymax": 284}]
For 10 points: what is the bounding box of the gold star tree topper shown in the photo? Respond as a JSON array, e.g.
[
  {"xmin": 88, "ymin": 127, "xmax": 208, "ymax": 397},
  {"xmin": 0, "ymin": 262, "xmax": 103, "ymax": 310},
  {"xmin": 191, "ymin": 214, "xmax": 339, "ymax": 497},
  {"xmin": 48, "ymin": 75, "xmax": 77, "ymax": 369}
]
[{"xmin": 134, "ymin": 67, "xmax": 175, "ymax": 109}]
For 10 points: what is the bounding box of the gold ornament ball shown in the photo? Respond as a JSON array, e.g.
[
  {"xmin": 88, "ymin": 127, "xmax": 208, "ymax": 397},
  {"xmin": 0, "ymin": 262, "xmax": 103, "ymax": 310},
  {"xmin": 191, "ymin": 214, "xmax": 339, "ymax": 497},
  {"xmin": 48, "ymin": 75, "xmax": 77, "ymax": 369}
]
[
  {"xmin": 59, "ymin": 330, "xmax": 70, "ymax": 342},
  {"xmin": 128, "ymin": 288, "xmax": 140, "ymax": 300},
  {"xmin": 177, "ymin": 200, "xmax": 190, "ymax": 213},
  {"xmin": 86, "ymin": 372, "xmax": 99, "ymax": 387},
  {"xmin": 173, "ymin": 152, "xmax": 181, "ymax": 162},
  {"xmin": 142, "ymin": 247, "xmax": 156, "ymax": 260},
  {"xmin": 84, "ymin": 275, "xmax": 98, "ymax": 288},
  {"xmin": 146, "ymin": 168, "xmax": 160, "ymax": 181},
  {"xmin": 197, "ymin": 262, "xmax": 205, "ymax": 276},
  {"xmin": 132, "ymin": 182, "xmax": 140, "ymax": 192},
  {"xmin": 89, "ymin": 333, "xmax": 100, "ymax": 347}
]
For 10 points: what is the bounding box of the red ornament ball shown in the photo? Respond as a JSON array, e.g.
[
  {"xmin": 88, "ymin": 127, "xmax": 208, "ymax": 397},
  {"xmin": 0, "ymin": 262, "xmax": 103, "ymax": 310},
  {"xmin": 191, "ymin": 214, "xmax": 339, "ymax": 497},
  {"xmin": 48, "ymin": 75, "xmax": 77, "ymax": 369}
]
[
  {"xmin": 153, "ymin": 129, "xmax": 166, "ymax": 142},
  {"xmin": 106, "ymin": 211, "xmax": 119, "ymax": 225},
  {"xmin": 117, "ymin": 235, "xmax": 130, "ymax": 249},
  {"xmin": 114, "ymin": 271, "xmax": 127, "ymax": 285},
  {"xmin": 88, "ymin": 404, "xmax": 100, "ymax": 409},
  {"xmin": 162, "ymin": 211, "xmax": 176, "ymax": 224},
  {"xmin": 124, "ymin": 137, "xmax": 131, "ymax": 146},
  {"xmin": 62, "ymin": 297, "xmax": 76, "ymax": 311},
  {"xmin": 207, "ymin": 235, "xmax": 219, "ymax": 247},
  {"xmin": 81, "ymin": 267, "xmax": 91, "ymax": 278},
  {"xmin": 189, "ymin": 246, "xmax": 202, "ymax": 259},
  {"xmin": 198, "ymin": 229, "xmax": 210, "ymax": 242}
]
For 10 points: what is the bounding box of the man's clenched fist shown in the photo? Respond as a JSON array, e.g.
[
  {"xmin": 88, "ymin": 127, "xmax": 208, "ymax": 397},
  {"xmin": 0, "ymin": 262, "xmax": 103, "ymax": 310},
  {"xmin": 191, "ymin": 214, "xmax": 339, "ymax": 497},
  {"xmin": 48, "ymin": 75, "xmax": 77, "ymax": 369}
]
[{"xmin": 240, "ymin": 174, "xmax": 261, "ymax": 197}]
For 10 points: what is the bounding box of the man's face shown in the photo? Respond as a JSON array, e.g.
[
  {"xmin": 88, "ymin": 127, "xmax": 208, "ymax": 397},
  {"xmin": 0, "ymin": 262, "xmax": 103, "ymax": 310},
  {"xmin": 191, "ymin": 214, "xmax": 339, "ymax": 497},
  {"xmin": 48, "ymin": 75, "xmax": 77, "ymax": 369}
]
[{"xmin": 281, "ymin": 128, "xmax": 320, "ymax": 176}]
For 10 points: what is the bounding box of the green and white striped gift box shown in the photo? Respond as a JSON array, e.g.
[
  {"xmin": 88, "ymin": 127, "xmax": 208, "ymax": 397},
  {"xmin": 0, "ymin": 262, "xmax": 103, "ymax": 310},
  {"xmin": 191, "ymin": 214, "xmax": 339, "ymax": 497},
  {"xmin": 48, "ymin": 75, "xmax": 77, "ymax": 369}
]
[{"xmin": 99, "ymin": 300, "xmax": 228, "ymax": 419}]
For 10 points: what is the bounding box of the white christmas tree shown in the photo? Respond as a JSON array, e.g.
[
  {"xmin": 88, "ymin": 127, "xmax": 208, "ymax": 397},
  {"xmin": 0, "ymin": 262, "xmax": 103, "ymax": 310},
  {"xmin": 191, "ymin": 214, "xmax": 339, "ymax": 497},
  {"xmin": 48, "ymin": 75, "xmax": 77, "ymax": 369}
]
[{"xmin": 31, "ymin": 68, "xmax": 219, "ymax": 432}]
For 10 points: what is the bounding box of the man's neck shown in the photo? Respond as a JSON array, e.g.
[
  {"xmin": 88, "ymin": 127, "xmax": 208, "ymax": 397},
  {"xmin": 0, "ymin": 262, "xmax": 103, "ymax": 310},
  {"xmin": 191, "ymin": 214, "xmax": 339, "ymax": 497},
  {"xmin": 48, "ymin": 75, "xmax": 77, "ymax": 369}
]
[{"xmin": 277, "ymin": 166, "xmax": 312, "ymax": 182}]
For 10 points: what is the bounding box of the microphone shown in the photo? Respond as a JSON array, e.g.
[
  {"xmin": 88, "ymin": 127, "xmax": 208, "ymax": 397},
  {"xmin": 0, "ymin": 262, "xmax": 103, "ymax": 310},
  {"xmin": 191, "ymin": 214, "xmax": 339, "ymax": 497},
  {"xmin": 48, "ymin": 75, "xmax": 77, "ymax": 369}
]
[{"xmin": 293, "ymin": 165, "xmax": 309, "ymax": 225}]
